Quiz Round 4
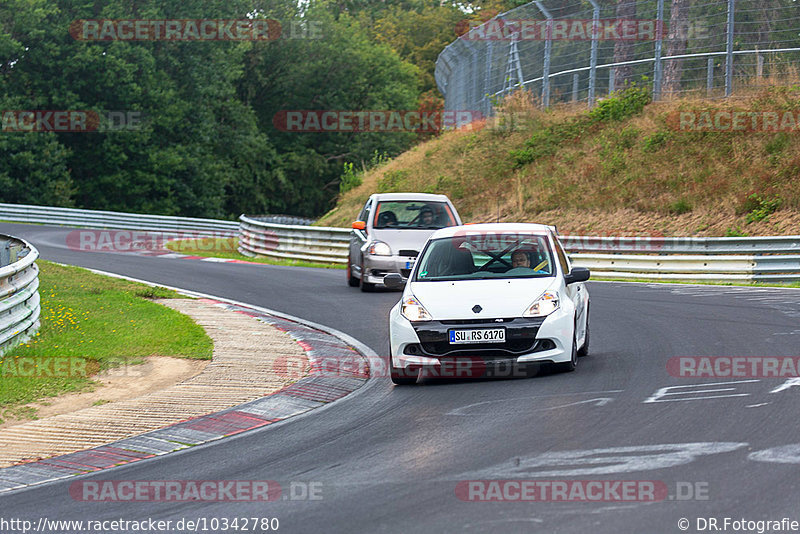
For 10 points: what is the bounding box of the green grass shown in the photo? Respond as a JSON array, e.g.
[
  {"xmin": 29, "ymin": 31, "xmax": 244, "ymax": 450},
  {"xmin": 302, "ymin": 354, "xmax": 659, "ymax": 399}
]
[
  {"xmin": 0, "ymin": 261, "xmax": 213, "ymax": 415},
  {"xmin": 165, "ymin": 238, "xmax": 346, "ymax": 270}
]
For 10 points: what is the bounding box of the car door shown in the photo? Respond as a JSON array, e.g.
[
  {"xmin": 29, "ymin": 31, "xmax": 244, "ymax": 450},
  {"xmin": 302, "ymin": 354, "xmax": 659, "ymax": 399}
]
[
  {"xmin": 350, "ymin": 198, "xmax": 371, "ymax": 277},
  {"xmin": 553, "ymin": 234, "xmax": 587, "ymax": 342}
]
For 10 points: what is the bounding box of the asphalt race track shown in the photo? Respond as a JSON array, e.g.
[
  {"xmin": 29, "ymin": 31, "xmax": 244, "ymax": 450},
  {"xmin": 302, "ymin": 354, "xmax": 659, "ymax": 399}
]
[{"xmin": 2, "ymin": 222, "xmax": 800, "ymax": 534}]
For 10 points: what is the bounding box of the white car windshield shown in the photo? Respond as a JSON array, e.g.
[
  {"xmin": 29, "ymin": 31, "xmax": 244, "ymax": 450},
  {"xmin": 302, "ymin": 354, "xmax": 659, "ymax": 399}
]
[
  {"xmin": 414, "ymin": 234, "xmax": 555, "ymax": 282},
  {"xmin": 373, "ymin": 201, "xmax": 456, "ymax": 229}
]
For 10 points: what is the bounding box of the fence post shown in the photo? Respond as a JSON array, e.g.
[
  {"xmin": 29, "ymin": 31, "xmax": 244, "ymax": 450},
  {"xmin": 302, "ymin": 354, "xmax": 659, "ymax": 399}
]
[
  {"xmin": 485, "ymin": 40, "xmax": 494, "ymax": 116},
  {"xmin": 503, "ymin": 35, "xmax": 524, "ymax": 96},
  {"xmin": 653, "ymin": 0, "xmax": 665, "ymax": 101},
  {"xmin": 588, "ymin": 0, "xmax": 601, "ymax": 108},
  {"xmin": 725, "ymin": 0, "xmax": 735, "ymax": 97},
  {"xmin": 572, "ymin": 73, "xmax": 580, "ymax": 102},
  {"xmin": 756, "ymin": 49, "xmax": 764, "ymax": 78},
  {"xmin": 609, "ymin": 68, "xmax": 615, "ymax": 95},
  {"xmin": 535, "ymin": 2, "xmax": 553, "ymax": 108},
  {"xmin": 461, "ymin": 39, "xmax": 480, "ymax": 117},
  {"xmin": 707, "ymin": 57, "xmax": 715, "ymax": 96}
]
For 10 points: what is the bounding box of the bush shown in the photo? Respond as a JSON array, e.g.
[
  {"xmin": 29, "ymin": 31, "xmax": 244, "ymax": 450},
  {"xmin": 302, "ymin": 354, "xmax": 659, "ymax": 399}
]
[
  {"xmin": 510, "ymin": 117, "xmax": 591, "ymax": 167},
  {"xmin": 669, "ymin": 199, "xmax": 692, "ymax": 215},
  {"xmin": 588, "ymin": 85, "xmax": 652, "ymax": 123},
  {"xmin": 742, "ymin": 194, "xmax": 781, "ymax": 223},
  {"xmin": 642, "ymin": 131, "xmax": 670, "ymax": 152},
  {"xmin": 339, "ymin": 163, "xmax": 362, "ymax": 195}
]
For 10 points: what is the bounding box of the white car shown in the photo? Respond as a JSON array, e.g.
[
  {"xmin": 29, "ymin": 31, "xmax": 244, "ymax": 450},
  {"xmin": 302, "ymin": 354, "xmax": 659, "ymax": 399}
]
[{"xmin": 384, "ymin": 223, "xmax": 590, "ymax": 385}]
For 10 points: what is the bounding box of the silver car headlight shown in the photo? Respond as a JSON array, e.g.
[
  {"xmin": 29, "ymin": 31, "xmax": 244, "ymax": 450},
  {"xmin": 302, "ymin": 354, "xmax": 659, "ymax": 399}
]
[
  {"xmin": 401, "ymin": 295, "xmax": 433, "ymax": 322},
  {"xmin": 368, "ymin": 241, "xmax": 392, "ymax": 256},
  {"xmin": 523, "ymin": 291, "xmax": 559, "ymax": 318}
]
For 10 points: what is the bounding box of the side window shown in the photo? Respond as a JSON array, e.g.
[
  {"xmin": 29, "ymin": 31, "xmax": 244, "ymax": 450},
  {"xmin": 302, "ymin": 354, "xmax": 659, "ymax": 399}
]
[
  {"xmin": 553, "ymin": 236, "xmax": 571, "ymax": 275},
  {"xmin": 359, "ymin": 200, "xmax": 371, "ymax": 223}
]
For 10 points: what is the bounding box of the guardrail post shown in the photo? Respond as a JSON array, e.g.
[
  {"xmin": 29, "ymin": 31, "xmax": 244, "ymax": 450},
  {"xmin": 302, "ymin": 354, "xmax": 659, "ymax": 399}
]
[
  {"xmin": 588, "ymin": 0, "xmax": 600, "ymax": 108},
  {"xmin": 652, "ymin": 0, "xmax": 665, "ymax": 101},
  {"xmin": 535, "ymin": 2, "xmax": 553, "ymax": 108},
  {"xmin": 725, "ymin": 0, "xmax": 735, "ymax": 97},
  {"xmin": 0, "ymin": 240, "xmax": 9, "ymax": 268}
]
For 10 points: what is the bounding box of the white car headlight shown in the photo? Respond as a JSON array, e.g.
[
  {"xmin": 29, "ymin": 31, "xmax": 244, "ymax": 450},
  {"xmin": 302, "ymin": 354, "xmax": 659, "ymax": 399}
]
[
  {"xmin": 401, "ymin": 295, "xmax": 433, "ymax": 322},
  {"xmin": 523, "ymin": 291, "xmax": 559, "ymax": 318},
  {"xmin": 368, "ymin": 241, "xmax": 392, "ymax": 256}
]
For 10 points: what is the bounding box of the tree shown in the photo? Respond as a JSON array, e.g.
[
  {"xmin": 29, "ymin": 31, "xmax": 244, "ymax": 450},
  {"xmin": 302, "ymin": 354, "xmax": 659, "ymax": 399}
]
[
  {"xmin": 663, "ymin": 0, "xmax": 690, "ymax": 96},
  {"xmin": 613, "ymin": 0, "xmax": 637, "ymax": 89},
  {"xmin": 239, "ymin": 7, "xmax": 420, "ymax": 215}
]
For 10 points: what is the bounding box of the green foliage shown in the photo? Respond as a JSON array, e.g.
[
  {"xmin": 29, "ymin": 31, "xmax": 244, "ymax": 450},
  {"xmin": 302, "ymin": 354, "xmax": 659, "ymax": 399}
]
[
  {"xmin": 510, "ymin": 117, "xmax": 591, "ymax": 167},
  {"xmin": 642, "ymin": 131, "xmax": 671, "ymax": 152},
  {"xmin": 618, "ymin": 126, "xmax": 639, "ymax": 149},
  {"xmin": 765, "ymin": 133, "xmax": 790, "ymax": 155},
  {"xmin": 725, "ymin": 226, "xmax": 748, "ymax": 237},
  {"xmin": 669, "ymin": 199, "xmax": 693, "ymax": 215},
  {"xmin": 377, "ymin": 169, "xmax": 409, "ymax": 193},
  {"xmin": 339, "ymin": 163, "xmax": 362, "ymax": 194},
  {"xmin": 588, "ymin": 85, "xmax": 652, "ymax": 123},
  {"xmin": 0, "ymin": 0, "xmax": 423, "ymax": 218},
  {"xmin": 741, "ymin": 194, "xmax": 781, "ymax": 223}
]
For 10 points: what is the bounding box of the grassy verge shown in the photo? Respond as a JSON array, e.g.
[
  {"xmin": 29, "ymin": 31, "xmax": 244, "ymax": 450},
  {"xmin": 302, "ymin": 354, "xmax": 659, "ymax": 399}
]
[
  {"xmin": 318, "ymin": 83, "xmax": 800, "ymax": 237},
  {"xmin": 165, "ymin": 237, "xmax": 345, "ymax": 270},
  {"xmin": 0, "ymin": 261, "xmax": 213, "ymax": 418}
]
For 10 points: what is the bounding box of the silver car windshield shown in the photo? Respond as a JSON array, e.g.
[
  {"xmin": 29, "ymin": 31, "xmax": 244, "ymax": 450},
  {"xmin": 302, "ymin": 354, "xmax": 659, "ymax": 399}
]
[
  {"xmin": 414, "ymin": 234, "xmax": 555, "ymax": 282},
  {"xmin": 373, "ymin": 201, "xmax": 456, "ymax": 230}
]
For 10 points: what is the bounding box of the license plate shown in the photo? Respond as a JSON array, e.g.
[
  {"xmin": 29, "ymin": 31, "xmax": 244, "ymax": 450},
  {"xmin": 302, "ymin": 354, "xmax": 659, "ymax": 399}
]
[
  {"xmin": 405, "ymin": 261, "xmax": 415, "ymax": 269},
  {"xmin": 449, "ymin": 328, "xmax": 506, "ymax": 345}
]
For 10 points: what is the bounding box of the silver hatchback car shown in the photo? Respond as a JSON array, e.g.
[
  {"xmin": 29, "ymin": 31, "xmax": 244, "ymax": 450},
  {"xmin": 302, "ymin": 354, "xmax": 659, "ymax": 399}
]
[{"xmin": 347, "ymin": 193, "xmax": 462, "ymax": 292}]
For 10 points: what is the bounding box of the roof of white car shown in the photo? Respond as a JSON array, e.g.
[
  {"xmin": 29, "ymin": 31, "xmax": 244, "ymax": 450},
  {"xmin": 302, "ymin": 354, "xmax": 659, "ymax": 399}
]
[
  {"xmin": 429, "ymin": 223, "xmax": 555, "ymax": 239},
  {"xmin": 370, "ymin": 192, "xmax": 452, "ymax": 202}
]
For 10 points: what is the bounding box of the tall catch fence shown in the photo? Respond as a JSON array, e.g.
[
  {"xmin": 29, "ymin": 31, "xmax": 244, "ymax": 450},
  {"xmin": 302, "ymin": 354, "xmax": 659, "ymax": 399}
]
[{"xmin": 435, "ymin": 0, "xmax": 800, "ymax": 116}]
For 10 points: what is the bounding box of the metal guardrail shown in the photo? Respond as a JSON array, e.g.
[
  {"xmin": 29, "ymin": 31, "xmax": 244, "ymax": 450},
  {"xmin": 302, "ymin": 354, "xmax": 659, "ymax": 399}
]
[
  {"xmin": 249, "ymin": 215, "xmax": 315, "ymax": 226},
  {"xmin": 237, "ymin": 217, "xmax": 800, "ymax": 282},
  {"xmin": 570, "ymin": 254, "xmax": 800, "ymax": 282},
  {"xmin": 1, "ymin": 203, "xmax": 796, "ymax": 282},
  {"xmin": 561, "ymin": 235, "xmax": 800, "ymax": 255},
  {"xmin": 0, "ymin": 203, "xmax": 238, "ymax": 235},
  {"xmin": 563, "ymin": 236, "xmax": 800, "ymax": 282},
  {"xmin": 239, "ymin": 216, "xmax": 350, "ymax": 264},
  {"xmin": 0, "ymin": 235, "xmax": 40, "ymax": 355}
]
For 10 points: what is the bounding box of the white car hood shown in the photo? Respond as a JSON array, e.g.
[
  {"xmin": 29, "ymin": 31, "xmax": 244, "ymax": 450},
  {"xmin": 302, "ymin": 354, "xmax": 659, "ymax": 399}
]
[
  {"xmin": 370, "ymin": 228, "xmax": 438, "ymax": 254},
  {"xmin": 407, "ymin": 278, "xmax": 557, "ymax": 320}
]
